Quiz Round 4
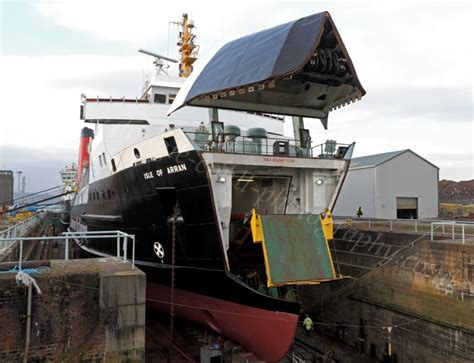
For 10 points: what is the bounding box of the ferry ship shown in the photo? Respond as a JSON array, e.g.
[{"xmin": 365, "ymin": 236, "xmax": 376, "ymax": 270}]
[
  {"xmin": 59, "ymin": 164, "xmax": 77, "ymax": 225},
  {"xmin": 70, "ymin": 12, "xmax": 365, "ymax": 362}
]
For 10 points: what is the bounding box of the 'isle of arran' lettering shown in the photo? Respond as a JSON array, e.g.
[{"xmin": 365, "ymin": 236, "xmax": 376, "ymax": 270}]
[{"xmin": 167, "ymin": 164, "xmax": 187, "ymax": 174}]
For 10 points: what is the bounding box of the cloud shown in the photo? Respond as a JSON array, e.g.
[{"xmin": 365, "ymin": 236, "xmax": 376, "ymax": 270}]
[
  {"xmin": 0, "ymin": 144, "xmax": 76, "ymax": 192},
  {"xmin": 359, "ymin": 84, "xmax": 472, "ymax": 123},
  {"xmin": 1, "ymin": 0, "xmax": 472, "ymax": 183},
  {"xmin": 0, "ymin": 55, "xmax": 148, "ymax": 150}
]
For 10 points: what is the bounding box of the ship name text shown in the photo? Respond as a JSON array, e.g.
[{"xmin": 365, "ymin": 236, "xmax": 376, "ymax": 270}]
[
  {"xmin": 143, "ymin": 164, "xmax": 187, "ymax": 180},
  {"xmin": 167, "ymin": 163, "xmax": 187, "ymax": 174}
]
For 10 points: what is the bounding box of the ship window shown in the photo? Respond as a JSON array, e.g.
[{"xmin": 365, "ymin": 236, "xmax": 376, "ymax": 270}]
[
  {"xmin": 98, "ymin": 155, "xmax": 103, "ymax": 167},
  {"xmin": 168, "ymin": 94, "xmax": 176, "ymax": 104},
  {"xmin": 164, "ymin": 136, "xmax": 178, "ymax": 155},
  {"xmin": 111, "ymin": 158, "xmax": 117, "ymax": 172},
  {"xmin": 154, "ymin": 93, "xmax": 166, "ymax": 104},
  {"xmin": 102, "ymin": 152, "xmax": 107, "ymax": 164},
  {"xmin": 134, "ymin": 148, "xmax": 141, "ymax": 159}
]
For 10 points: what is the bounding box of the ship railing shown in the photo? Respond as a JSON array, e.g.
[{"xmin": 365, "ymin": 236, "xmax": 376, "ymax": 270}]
[
  {"xmin": 185, "ymin": 131, "xmax": 350, "ymax": 159},
  {"xmin": 0, "ymin": 230, "xmax": 136, "ymax": 269},
  {"xmin": 333, "ymin": 216, "xmax": 474, "ymax": 244}
]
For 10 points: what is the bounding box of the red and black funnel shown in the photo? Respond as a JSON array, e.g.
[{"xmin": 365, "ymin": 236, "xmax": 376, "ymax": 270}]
[{"xmin": 76, "ymin": 127, "xmax": 94, "ymax": 186}]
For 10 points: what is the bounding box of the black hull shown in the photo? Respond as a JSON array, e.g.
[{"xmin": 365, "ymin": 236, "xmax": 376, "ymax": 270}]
[
  {"xmin": 60, "ymin": 199, "xmax": 71, "ymax": 226},
  {"xmin": 71, "ymin": 150, "xmax": 300, "ymax": 315}
]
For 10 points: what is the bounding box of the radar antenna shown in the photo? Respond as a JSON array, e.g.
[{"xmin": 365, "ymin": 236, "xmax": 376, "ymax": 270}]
[{"xmin": 138, "ymin": 49, "xmax": 178, "ymax": 76}]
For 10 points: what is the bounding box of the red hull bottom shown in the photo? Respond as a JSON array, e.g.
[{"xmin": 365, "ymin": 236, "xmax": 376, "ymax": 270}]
[{"xmin": 147, "ymin": 283, "xmax": 298, "ymax": 362}]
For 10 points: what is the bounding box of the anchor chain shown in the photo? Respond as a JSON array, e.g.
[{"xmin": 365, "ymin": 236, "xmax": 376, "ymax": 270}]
[{"xmin": 170, "ymin": 204, "xmax": 177, "ymax": 342}]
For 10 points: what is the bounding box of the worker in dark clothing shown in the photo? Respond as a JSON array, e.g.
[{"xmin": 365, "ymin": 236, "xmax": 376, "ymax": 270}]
[
  {"xmin": 356, "ymin": 206, "xmax": 363, "ymax": 219},
  {"xmin": 303, "ymin": 314, "xmax": 314, "ymax": 336}
]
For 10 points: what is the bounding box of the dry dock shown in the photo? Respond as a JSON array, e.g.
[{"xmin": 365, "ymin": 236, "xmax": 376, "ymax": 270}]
[
  {"xmin": 298, "ymin": 223, "xmax": 474, "ymax": 362},
  {"xmin": 1, "ymin": 212, "xmax": 473, "ymax": 362}
]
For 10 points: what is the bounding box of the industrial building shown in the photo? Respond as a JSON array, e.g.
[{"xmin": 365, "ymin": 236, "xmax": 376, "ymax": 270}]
[
  {"xmin": 0, "ymin": 170, "xmax": 14, "ymax": 207},
  {"xmin": 333, "ymin": 150, "xmax": 439, "ymax": 219}
]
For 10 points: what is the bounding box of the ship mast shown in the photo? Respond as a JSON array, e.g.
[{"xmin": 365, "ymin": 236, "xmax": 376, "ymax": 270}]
[{"xmin": 172, "ymin": 13, "xmax": 199, "ymax": 78}]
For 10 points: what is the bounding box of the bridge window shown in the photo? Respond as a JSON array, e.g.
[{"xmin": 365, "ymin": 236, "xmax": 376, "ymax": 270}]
[
  {"xmin": 168, "ymin": 94, "xmax": 176, "ymax": 104},
  {"xmin": 164, "ymin": 136, "xmax": 178, "ymax": 155},
  {"xmin": 154, "ymin": 94, "xmax": 166, "ymax": 104},
  {"xmin": 98, "ymin": 155, "xmax": 103, "ymax": 167}
]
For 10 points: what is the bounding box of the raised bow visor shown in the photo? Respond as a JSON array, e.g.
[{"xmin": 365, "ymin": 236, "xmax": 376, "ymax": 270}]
[{"xmin": 168, "ymin": 11, "xmax": 366, "ymax": 128}]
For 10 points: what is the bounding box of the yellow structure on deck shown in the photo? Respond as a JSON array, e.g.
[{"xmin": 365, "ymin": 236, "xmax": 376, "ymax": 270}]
[
  {"xmin": 250, "ymin": 209, "xmax": 337, "ymax": 288},
  {"xmin": 321, "ymin": 210, "xmax": 334, "ymax": 240},
  {"xmin": 173, "ymin": 13, "xmax": 199, "ymax": 78}
]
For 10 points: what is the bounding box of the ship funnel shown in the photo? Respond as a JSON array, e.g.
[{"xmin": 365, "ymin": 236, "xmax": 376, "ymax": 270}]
[
  {"xmin": 76, "ymin": 127, "xmax": 94, "ymax": 186},
  {"xmin": 168, "ymin": 11, "xmax": 365, "ymax": 128}
]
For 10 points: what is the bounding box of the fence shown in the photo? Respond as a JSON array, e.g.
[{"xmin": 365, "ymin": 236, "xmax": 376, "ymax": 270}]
[
  {"xmin": 333, "ymin": 216, "xmax": 474, "ymax": 243},
  {"xmin": 0, "ymin": 230, "xmax": 136, "ymax": 269},
  {"xmin": 430, "ymin": 221, "xmax": 471, "ymax": 244},
  {"xmin": 0, "ymin": 214, "xmax": 43, "ymax": 255}
]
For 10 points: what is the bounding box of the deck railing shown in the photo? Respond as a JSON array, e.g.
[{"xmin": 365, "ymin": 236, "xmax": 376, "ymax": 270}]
[{"xmin": 185, "ymin": 131, "xmax": 350, "ymax": 159}]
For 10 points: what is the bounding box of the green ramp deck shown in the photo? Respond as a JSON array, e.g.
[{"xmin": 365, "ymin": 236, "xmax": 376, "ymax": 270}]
[{"xmin": 251, "ymin": 211, "xmax": 336, "ymax": 287}]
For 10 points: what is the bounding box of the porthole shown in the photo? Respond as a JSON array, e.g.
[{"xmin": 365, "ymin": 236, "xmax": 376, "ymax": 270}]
[{"xmin": 134, "ymin": 148, "xmax": 140, "ymax": 159}]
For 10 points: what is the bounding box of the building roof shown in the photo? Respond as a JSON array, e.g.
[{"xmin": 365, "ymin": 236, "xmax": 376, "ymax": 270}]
[{"xmin": 349, "ymin": 149, "xmax": 439, "ymax": 170}]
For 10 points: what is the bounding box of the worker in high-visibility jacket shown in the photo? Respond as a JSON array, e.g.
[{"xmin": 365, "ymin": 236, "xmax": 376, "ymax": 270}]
[{"xmin": 303, "ymin": 314, "xmax": 314, "ymax": 336}]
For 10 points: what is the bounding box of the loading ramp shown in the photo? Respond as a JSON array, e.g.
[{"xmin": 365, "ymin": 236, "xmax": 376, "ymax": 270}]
[{"xmin": 250, "ymin": 209, "xmax": 337, "ymax": 287}]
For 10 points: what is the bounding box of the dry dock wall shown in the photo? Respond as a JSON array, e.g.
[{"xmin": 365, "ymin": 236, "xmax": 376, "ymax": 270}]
[
  {"xmin": 0, "ymin": 258, "xmax": 145, "ymax": 362},
  {"xmin": 300, "ymin": 232, "xmax": 474, "ymax": 362}
]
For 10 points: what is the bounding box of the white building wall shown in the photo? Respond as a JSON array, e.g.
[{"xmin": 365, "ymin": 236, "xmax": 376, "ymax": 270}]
[
  {"xmin": 333, "ymin": 168, "xmax": 375, "ymax": 217},
  {"xmin": 375, "ymin": 151, "xmax": 438, "ymax": 219}
]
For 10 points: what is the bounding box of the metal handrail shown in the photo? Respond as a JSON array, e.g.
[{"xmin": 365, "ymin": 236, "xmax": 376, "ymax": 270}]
[
  {"xmin": 0, "ymin": 230, "xmax": 136, "ymax": 269},
  {"xmin": 332, "ymin": 216, "xmax": 473, "ymax": 243},
  {"xmin": 185, "ymin": 130, "xmax": 350, "ymax": 159},
  {"xmin": 430, "ymin": 221, "xmax": 470, "ymax": 244},
  {"xmin": 333, "ymin": 215, "xmax": 474, "ymax": 224},
  {"xmin": 0, "ymin": 214, "xmax": 42, "ymax": 254},
  {"xmin": 311, "ymin": 142, "xmax": 351, "ymax": 158}
]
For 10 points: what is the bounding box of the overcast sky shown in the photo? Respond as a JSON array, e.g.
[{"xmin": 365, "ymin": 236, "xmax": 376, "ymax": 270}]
[{"xmin": 0, "ymin": 0, "xmax": 472, "ymax": 192}]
